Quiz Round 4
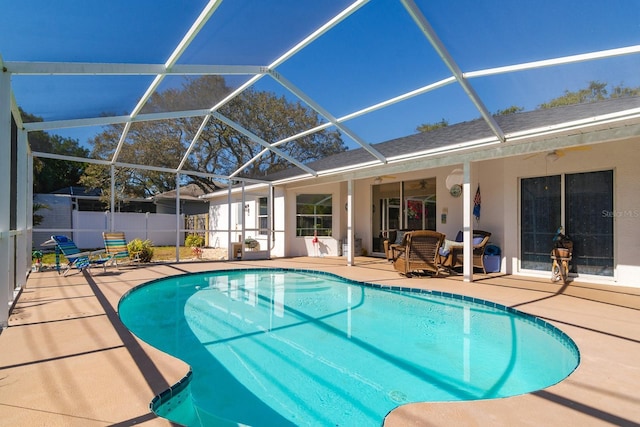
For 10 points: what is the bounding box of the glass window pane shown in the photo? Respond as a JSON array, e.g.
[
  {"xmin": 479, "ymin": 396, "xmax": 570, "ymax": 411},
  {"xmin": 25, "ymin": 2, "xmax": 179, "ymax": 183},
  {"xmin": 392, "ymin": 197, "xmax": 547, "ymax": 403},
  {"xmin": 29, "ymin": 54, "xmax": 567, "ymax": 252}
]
[
  {"xmin": 566, "ymin": 170, "xmax": 614, "ymax": 276},
  {"xmin": 521, "ymin": 175, "xmax": 561, "ymax": 270},
  {"xmin": 296, "ymin": 194, "xmax": 332, "ymax": 236},
  {"xmin": 258, "ymin": 197, "xmax": 268, "ymax": 235},
  {"xmin": 403, "ymin": 178, "xmax": 436, "ymax": 231}
]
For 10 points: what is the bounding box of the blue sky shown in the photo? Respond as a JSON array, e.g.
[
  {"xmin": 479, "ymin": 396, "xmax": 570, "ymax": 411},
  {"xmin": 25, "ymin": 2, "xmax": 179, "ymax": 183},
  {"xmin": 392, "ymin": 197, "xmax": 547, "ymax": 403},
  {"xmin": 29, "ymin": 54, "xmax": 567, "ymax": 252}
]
[{"xmin": 2, "ymin": 0, "xmax": 639, "ymax": 150}]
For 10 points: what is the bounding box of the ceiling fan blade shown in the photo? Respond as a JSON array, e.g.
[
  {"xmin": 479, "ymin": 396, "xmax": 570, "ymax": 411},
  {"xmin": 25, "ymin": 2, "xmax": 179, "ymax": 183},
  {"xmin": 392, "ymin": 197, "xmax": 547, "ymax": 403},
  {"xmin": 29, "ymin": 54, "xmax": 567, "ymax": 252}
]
[{"xmin": 564, "ymin": 145, "xmax": 592, "ymax": 152}]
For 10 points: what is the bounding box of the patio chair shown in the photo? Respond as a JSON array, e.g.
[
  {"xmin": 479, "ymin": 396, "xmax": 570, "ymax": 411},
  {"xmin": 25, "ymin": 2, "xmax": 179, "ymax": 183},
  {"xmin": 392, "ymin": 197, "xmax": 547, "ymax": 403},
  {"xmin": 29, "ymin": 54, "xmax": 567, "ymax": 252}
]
[
  {"xmin": 390, "ymin": 230, "xmax": 445, "ymax": 277},
  {"xmin": 102, "ymin": 231, "xmax": 140, "ymax": 268},
  {"xmin": 439, "ymin": 230, "xmax": 492, "ymax": 273},
  {"xmin": 383, "ymin": 229, "xmax": 412, "ymax": 261},
  {"xmin": 51, "ymin": 235, "xmax": 109, "ymax": 276}
]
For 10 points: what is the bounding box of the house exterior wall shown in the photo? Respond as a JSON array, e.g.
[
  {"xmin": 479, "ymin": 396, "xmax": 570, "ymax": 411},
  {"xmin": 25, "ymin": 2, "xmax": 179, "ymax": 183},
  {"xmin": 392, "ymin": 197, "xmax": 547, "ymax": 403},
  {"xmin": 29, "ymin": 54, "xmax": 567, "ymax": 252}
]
[
  {"xmin": 204, "ymin": 138, "xmax": 639, "ymax": 287},
  {"xmin": 207, "ymin": 190, "xmax": 276, "ymax": 256},
  {"xmin": 285, "ymin": 182, "xmax": 343, "ymax": 257},
  {"xmin": 501, "ymin": 138, "xmax": 639, "ymax": 287}
]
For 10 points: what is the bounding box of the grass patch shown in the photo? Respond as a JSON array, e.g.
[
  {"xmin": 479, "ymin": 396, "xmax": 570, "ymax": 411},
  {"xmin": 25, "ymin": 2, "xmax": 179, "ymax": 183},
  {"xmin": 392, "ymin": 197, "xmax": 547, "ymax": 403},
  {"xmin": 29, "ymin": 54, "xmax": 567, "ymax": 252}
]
[{"xmin": 39, "ymin": 246, "xmax": 195, "ymax": 265}]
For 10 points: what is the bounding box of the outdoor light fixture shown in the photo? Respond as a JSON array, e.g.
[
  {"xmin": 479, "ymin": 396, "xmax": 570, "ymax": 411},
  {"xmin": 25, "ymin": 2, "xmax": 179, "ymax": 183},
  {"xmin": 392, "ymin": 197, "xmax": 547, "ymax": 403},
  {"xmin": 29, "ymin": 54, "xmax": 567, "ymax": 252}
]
[
  {"xmin": 547, "ymin": 151, "xmax": 560, "ymax": 162},
  {"xmin": 445, "ymin": 168, "xmax": 464, "ymax": 190}
]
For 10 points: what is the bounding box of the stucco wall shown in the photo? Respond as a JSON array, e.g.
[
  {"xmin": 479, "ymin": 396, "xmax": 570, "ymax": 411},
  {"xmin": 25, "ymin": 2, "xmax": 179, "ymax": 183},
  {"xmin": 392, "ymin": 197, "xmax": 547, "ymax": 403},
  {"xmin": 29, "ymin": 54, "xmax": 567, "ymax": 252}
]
[
  {"xmin": 204, "ymin": 137, "xmax": 639, "ymax": 287},
  {"xmin": 502, "ymin": 138, "xmax": 640, "ymax": 287},
  {"xmin": 285, "ymin": 182, "xmax": 343, "ymax": 257}
]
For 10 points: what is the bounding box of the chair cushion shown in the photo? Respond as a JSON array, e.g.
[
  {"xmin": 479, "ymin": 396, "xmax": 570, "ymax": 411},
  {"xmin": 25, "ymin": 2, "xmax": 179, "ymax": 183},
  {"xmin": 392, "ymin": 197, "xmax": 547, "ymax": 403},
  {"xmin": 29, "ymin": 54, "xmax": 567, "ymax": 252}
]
[
  {"xmin": 455, "ymin": 230, "xmax": 463, "ymax": 242},
  {"xmin": 473, "ymin": 236, "xmax": 484, "ymax": 245}
]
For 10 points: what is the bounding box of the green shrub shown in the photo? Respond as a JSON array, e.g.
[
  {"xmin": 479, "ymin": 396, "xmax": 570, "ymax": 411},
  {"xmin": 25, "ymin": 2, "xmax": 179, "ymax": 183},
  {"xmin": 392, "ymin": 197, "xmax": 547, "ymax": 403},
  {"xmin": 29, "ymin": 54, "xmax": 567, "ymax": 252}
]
[
  {"xmin": 185, "ymin": 234, "xmax": 205, "ymax": 248},
  {"xmin": 127, "ymin": 238, "xmax": 154, "ymax": 263}
]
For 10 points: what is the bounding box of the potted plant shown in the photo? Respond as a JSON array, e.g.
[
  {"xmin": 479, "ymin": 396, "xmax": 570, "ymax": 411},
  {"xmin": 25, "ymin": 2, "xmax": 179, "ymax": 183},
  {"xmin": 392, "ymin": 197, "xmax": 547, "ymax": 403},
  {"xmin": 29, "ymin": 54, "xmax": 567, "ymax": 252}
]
[{"xmin": 32, "ymin": 250, "xmax": 43, "ymax": 272}]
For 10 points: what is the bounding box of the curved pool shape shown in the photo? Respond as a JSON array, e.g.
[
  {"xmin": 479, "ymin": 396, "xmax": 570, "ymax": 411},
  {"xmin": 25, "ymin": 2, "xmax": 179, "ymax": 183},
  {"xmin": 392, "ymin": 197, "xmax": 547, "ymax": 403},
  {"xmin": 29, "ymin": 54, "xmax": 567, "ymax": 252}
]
[{"xmin": 118, "ymin": 268, "xmax": 579, "ymax": 426}]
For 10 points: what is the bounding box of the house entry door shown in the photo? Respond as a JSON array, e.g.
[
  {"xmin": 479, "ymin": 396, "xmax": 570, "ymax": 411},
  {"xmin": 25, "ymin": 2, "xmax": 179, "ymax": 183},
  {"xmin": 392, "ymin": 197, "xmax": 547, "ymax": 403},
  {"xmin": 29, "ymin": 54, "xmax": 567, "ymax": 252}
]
[{"xmin": 381, "ymin": 198, "xmax": 401, "ymax": 237}]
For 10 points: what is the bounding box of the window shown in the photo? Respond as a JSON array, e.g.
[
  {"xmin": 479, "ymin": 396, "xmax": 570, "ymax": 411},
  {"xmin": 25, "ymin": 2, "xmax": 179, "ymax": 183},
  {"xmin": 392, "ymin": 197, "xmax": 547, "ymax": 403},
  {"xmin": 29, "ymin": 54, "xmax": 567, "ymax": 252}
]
[
  {"xmin": 296, "ymin": 194, "xmax": 332, "ymax": 236},
  {"xmin": 258, "ymin": 197, "xmax": 268, "ymax": 235},
  {"xmin": 521, "ymin": 170, "xmax": 613, "ymax": 276}
]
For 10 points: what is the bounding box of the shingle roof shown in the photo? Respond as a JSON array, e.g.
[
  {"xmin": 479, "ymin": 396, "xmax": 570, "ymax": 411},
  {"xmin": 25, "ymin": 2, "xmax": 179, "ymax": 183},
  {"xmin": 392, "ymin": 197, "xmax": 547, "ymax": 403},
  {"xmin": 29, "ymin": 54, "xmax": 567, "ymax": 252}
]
[
  {"xmin": 264, "ymin": 96, "xmax": 640, "ymax": 182},
  {"xmin": 51, "ymin": 186, "xmax": 102, "ymax": 197},
  {"xmin": 154, "ymin": 183, "xmax": 216, "ymax": 201}
]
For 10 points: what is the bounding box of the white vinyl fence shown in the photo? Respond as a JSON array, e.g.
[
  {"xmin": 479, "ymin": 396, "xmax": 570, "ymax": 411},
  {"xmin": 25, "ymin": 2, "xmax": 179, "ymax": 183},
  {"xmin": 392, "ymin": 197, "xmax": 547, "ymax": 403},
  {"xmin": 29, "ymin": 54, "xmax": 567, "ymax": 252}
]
[{"xmin": 34, "ymin": 211, "xmax": 182, "ymax": 249}]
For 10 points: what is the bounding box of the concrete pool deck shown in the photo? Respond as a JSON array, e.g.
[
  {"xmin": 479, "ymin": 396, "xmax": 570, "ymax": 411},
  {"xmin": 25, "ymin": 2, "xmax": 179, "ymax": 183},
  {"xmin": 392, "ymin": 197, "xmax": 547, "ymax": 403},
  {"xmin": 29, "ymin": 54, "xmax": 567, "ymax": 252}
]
[{"xmin": 1, "ymin": 256, "xmax": 639, "ymax": 426}]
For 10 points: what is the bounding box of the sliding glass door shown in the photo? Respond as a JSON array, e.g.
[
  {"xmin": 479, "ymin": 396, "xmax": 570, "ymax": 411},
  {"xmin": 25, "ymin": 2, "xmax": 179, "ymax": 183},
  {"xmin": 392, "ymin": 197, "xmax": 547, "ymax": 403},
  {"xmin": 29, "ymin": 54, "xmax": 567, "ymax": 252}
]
[
  {"xmin": 371, "ymin": 178, "xmax": 436, "ymax": 254},
  {"xmin": 521, "ymin": 170, "xmax": 613, "ymax": 276},
  {"xmin": 565, "ymin": 170, "xmax": 614, "ymax": 276},
  {"xmin": 521, "ymin": 175, "xmax": 561, "ymax": 270}
]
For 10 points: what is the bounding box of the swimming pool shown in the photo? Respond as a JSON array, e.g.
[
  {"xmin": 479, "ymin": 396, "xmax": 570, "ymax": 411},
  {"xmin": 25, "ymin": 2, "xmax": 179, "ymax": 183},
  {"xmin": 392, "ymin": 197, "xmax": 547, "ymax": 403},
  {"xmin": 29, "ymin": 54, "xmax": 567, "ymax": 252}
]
[{"xmin": 118, "ymin": 268, "xmax": 579, "ymax": 426}]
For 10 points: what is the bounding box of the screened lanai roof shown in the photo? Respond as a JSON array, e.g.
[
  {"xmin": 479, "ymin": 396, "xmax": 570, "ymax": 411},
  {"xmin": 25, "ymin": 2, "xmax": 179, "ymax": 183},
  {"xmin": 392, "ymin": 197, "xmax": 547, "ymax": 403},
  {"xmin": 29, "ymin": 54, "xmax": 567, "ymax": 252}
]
[{"xmin": 2, "ymin": 0, "xmax": 640, "ymax": 183}]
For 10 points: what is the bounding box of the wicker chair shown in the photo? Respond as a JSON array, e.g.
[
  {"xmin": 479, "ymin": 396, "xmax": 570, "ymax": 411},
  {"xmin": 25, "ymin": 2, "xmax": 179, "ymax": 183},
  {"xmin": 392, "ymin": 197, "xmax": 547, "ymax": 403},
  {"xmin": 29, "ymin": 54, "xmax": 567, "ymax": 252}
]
[
  {"xmin": 439, "ymin": 230, "xmax": 492, "ymax": 273},
  {"xmin": 383, "ymin": 229, "xmax": 414, "ymax": 261},
  {"xmin": 391, "ymin": 230, "xmax": 445, "ymax": 277}
]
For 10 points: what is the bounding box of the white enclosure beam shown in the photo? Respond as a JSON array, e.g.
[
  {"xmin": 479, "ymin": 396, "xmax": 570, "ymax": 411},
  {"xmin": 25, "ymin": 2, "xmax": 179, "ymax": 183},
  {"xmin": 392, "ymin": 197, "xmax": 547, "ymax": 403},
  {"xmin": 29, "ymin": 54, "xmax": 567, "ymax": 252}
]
[
  {"xmin": 211, "ymin": 112, "xmax": 318, "ymax": 177},
  {"xmin": 23, "ymin": 108, "xmax": 214, "ymax": 132},
  {"xmin": 6, "ymin": 61, "xmax": 263, "ymax": 76},
  {"xmin": 269, "ymin": 70, "xmax": 387, "ymax": 163},
  {"xmin": 0, "ymin": 63, "xmax": 12, "ymax": 329},
  {"xmin": 268, "ymin": 0, "xmax": 370, "ymax": 69},
  {"xmin": 210, "ymin": 74, "xmax": 457, "ymax": 165},
  {"xmin": 401, "ymin": 0, "xmax": 506, "ymax": 143},
  {"xmin": 338, "ymin": 76, "xmax": 457, "ymax": 123},
  {"xmin": 111, "ymin": 0, "xmax": 223, "ymax": 164},
  {"xmin": 16, "ymin": 129, "xmax": 29, "ymax": 291},
  {"xmin": 175, "ymin": 174, "xmax": 181, "ymax": 262},
  {"xmin": 177, "ymin": 115, "xmax": 212, "ymax": 172},
  {"xmin": 464, "ymin": 44, "xmax": 640, "ymax": 79},
  {"xmin": 183, "ymin": 0, "xmax": 372, "ymax": 178},
  {"xmin": 462, "ymin": 161, "xmax": 473, "ymax": 282},
  {"xmin": 110, "ymin": 165, "xmax": 116, "ymax": 230},
  {"xmin": 346, "ymin": 179, "xmax": 355, "ymax": 266}
]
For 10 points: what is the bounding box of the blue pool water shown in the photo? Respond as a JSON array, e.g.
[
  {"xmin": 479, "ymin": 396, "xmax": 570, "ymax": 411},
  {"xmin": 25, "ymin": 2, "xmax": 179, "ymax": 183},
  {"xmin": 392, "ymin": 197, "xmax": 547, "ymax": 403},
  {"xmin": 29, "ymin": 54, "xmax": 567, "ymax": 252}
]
[{"xmin": 118, "ymin": 268, "xmax": 579, "ymax": 426}]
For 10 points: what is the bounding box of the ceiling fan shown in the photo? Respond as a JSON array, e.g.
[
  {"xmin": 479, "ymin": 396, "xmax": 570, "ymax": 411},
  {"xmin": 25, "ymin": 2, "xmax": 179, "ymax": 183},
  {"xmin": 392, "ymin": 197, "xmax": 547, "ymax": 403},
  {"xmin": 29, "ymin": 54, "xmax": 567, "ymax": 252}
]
[
  {"xmin": 373, "ymin": 175, "xmax": 396, "ymax": 183},
  {"xmin": 523, "ymin": 146, "xmax": 591, "ymax": 161}
]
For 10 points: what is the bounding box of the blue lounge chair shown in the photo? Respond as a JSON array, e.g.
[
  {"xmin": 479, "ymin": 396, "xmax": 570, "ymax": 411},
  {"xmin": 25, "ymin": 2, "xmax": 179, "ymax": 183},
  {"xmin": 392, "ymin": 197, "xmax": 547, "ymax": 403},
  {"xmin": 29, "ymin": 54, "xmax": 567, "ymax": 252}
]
[{"xmin": 50, "ymin": 235, "xmax": 109, "ymax": 276}]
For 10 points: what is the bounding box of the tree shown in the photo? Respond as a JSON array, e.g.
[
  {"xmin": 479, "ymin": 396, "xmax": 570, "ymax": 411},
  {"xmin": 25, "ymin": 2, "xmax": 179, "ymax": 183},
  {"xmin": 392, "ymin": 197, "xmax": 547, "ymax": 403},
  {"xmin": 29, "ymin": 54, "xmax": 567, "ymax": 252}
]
[
  {"xmin": 32, "ymin": 202, "xmax": 49, "ymax": 226},
  {"xmin": 22, "ymin": 109, "xmax": 89, "ymax": 193},
  {"xmin": 538, "ymin": 81, "xmax": 640, "ymax": 109},
  {"xmin": 417, "ymin": 118, "xmax": 449, "ymax": 133},
  {"xmin": 81, "ymin": 76, "xmax": 346, "ymax": 200},
  {"xmin": 494, "ymin": 106, "xmax": 523, "ymax": 115},
  {"xmin": 417, "ymin": 81, "xmax": 640, "ymax": 130},
  {"xmin": 538, "ymin": 81, "xmax": 609, "ymax": 109}
]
